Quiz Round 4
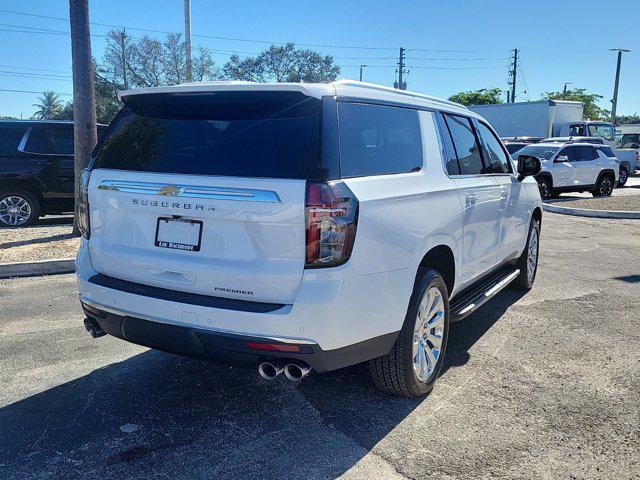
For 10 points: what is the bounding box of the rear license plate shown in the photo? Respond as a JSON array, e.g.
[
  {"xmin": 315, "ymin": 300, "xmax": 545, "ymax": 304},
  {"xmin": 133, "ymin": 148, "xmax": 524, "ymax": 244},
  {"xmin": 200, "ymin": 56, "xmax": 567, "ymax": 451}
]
[{"xmin": 155, "ymin": 217, "xmax": 203, "ymax": 252}]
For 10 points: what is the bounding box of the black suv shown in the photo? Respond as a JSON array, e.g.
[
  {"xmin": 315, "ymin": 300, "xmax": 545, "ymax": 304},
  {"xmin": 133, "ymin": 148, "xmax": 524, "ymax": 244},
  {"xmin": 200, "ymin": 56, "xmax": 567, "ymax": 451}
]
[{"xmin": 0, "ymin": 120, "xmax": 107, "ymax": 227}]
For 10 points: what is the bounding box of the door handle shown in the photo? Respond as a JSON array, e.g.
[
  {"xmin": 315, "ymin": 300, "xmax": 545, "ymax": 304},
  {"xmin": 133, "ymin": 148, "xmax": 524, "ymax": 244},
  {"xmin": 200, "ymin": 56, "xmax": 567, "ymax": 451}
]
[{"xmin": 465, "ymin": 193, "xmax": 477, "ymax": 207}]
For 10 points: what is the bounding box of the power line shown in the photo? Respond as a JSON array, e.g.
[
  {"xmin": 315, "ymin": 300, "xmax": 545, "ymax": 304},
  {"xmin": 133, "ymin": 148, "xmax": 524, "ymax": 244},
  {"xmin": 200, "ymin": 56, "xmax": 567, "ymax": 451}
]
[
  {"xmin": 0, "ymin": 64, "xmax": 71, "ymax": 74},
  {"xmin": 0, "ymin": 8, "xmax": 514, "ymax": 52},
  {"xmin": 0, "ymin": 88, "xmax": 72, "ymax": 95}
]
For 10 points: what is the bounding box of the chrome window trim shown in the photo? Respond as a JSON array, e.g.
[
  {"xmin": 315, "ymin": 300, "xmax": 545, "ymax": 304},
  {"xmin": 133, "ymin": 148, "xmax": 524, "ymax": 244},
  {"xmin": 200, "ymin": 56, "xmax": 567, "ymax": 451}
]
[
  {"xmin": 97, "ymin": 180, "xmax": 281, "ymax": 203},
  {"xmin": 17, "ymin": 127, "xmax": 31, "ymax": 152}
]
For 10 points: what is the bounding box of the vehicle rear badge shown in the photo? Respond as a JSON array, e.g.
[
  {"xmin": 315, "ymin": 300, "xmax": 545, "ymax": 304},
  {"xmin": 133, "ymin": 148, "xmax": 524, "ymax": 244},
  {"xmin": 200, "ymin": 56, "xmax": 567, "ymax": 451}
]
[{"xmin": 158, "ymin": 185, "xmax": 184, "ymax": 196}]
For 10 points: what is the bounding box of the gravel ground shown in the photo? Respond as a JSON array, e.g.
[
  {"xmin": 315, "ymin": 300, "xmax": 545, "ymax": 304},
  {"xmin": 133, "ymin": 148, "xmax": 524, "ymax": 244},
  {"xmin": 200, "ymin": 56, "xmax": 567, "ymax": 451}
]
[
  {"xmin": 547, "ymin": 193, "xmax": 640, "ymax": 211},
  {"xmin": 0, "ymin": 216, "xmax": 77, "ymax": 264},
  {"xmin": 1, "ymin": 212, "xmax": 639, "ymax": 479}
]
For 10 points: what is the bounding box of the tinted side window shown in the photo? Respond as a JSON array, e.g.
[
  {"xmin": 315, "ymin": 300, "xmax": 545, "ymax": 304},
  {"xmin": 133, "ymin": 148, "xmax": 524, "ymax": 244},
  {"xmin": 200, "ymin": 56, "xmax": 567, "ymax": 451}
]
[
  {"xmin": 476, "ymin": 122, "xmax": 512, "ymax": 174},
  {"xmin": 574, "ymin": 145, "xmax": 597, "ymax": 161},
  {"xmin": 338, "ymin": 103, "xmax": 423, "ymax": 177},
  {"xmin": 0, "ymin": 125, "xmax": 27, "ymax": 156},
  {"xmin": 444, "ymin": 114, "xmax": 484, "ymax": 175},
  {"xmin": 598, "ymin": 146, "xmax": 615, "ymax": 158},
  {"xmin": 48, "ymin": 127, "xmax": 74, "ymax": 155},
  {"xmin": 435, "ymin": 112, "xmax": 460, "ymax": 175},
  {"xmin": 558, "ymin": 147, "xmax": 575, "ymax": 161},
  {"xmin": 23, "ymin": 127, "xmax": 49, "ymax": 154}
]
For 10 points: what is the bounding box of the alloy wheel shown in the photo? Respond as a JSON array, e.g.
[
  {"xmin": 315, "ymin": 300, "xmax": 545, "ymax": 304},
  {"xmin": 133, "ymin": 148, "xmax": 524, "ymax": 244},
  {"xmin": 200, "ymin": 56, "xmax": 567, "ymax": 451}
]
[
  {"xmin": 0, "ymin": 195, "xmax": 32, "ymax": 226},
  {"xmin": 619, "ymin": 169, "xmax": 628, "ymax": 185},
  {"xmin": 599, "ymin": 178, "xmax": 613, "ymax": 196},
  {"xmin": 527, "ymin": 226, "xmax": 539, "ymax": 283},
  {"xmin": 538, "ymin": 181, "xmax": 550, "ymax": 199},
  {"xmin": 412, "ymin": 286, "xmax": 445, "ymax": 383}
]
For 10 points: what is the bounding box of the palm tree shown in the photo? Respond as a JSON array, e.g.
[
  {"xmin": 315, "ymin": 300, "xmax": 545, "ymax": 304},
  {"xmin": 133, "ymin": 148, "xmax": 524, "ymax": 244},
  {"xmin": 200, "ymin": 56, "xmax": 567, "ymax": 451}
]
[{"xmin": 32, "ymin": 91, "xmax": 63, "ymax": 119}]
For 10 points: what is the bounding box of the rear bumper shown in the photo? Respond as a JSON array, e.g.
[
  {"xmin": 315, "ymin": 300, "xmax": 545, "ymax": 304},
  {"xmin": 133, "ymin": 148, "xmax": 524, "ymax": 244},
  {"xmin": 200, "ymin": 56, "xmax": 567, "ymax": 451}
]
[
  {"xmin": 81, "ymin": 300, "xmax": 396, "ymax": 373},
  {"xmin": 76, "ymin": 238, "xmax": 411, "ymax": 370}
]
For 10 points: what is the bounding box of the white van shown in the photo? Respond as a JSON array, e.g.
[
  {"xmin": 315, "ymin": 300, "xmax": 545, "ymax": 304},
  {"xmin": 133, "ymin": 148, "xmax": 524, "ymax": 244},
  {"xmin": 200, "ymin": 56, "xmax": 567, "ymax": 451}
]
[{"xmin": 77, "ymin": 80, "xmax": 543, "ymax": 397}]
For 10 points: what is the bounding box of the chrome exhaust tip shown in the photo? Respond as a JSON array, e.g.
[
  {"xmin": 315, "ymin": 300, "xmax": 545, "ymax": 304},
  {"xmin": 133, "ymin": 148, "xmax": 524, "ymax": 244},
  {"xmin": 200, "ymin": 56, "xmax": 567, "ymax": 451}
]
[
  {"xmin": 258, "ymin": 361, "xmax": 284, "ymax": 380},
  {"xmin": 284, "ymin": 362, "xmax": 311, "ymax": 382}
]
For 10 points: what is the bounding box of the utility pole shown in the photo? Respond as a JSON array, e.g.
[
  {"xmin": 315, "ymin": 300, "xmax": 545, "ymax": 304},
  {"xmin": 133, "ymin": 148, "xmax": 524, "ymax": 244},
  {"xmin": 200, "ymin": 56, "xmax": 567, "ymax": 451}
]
[
  {"xmin": 184, "ymin": 0, "xmax": 193, "ymax": 82},
  {"xmin": 508, "ymin": 48, "xmax": 518, "ymax": 103},
  {"xmin": 119, "ymin": 29, "xmax": 128, "ymax": 90},
  {"xmin": 359, "ymin": 64, "xmax": 366, "ymax": 82},
  {"xmin": 562, "ymin": 82, "xmax": 572, "ymax": 99},
  {"xmin": 610, "ymin": 48, "xmax": 630, "ymax": 126},
  {"xmin": 69, "ymin": 0, "xmax": 97, "ymax": 235},
  {"xmin": 394, "ymin": 47, "xmax": 407, "ymax": 90}
]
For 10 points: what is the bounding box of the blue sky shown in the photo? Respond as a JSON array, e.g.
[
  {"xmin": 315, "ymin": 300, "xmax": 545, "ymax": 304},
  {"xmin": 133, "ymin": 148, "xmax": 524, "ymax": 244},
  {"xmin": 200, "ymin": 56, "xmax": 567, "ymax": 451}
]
[{"xmin": 1, "ymin": 0, "xmax": 638, "ymax": 119}]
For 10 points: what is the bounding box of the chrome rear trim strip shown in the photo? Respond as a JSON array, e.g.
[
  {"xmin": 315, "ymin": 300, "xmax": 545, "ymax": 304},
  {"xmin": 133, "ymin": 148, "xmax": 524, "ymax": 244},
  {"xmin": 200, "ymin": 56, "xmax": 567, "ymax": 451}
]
[{"xmin": 97, "ymin": 180, "xmax": 281, "ymax": 203}]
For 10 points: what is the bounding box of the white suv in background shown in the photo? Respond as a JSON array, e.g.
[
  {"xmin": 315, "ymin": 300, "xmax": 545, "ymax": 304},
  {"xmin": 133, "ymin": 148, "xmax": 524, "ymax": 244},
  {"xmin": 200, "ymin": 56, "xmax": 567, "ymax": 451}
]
[
  {"xmin": 77, "ymin": 80, "xmax": 543, "ymax": 398},
  {"xmin": 513, "ymin": 142, "xmax": 619, "ymax": 199}
]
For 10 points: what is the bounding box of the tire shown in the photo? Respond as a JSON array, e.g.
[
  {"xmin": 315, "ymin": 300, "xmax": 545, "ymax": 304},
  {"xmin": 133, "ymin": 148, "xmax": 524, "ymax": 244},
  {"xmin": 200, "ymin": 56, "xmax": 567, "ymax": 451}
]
[
  {"xmin": 0, "ymin": 189, "xmax": 40, "ymax": 227},
  {"xmin": 369, "ymin": 269, "xmax": 449, "ymax": 398},
  {"xmin": 513, "ymin": 218, "xmax": 540, "ymax": 290},
  {"xmin": 618, "ymin": 167, "xmax": 628, "ymax": 187},
  {"xmin": 592, "ymin": 173, "xmax": 614, "ymax": 197},
  {"xmin": 537, "ymin": 177, "xmax": 552, "ymax": 200}
]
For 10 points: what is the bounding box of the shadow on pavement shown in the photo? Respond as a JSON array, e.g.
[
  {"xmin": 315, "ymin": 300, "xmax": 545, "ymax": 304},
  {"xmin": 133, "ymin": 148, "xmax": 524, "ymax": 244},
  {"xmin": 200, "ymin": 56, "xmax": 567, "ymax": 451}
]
[
  {"xmin": 0, "ymin": 233, "xmax": 74, "ymax": 249},
  {"xmin": 0, "ymin": 288, "xmax": 529, "ymax": 480},
  {"xmin": 37, "ymin": 215, "xmax": 74, "ymax": 226}
]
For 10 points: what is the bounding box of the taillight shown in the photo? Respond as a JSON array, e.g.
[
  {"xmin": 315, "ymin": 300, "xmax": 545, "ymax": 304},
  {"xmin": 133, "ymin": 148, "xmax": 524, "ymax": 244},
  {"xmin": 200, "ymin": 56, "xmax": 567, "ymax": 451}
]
[
  {"xmin": 305, "ymin": 181, "xmax": 358, "ymax": 268},
  {"xmin": 77, "ymin": 168, "xmax": 91, "ymax": 239}
]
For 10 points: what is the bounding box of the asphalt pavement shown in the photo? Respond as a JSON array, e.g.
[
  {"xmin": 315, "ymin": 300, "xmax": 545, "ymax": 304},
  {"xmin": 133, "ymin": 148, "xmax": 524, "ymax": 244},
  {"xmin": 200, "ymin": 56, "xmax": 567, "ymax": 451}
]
[{"xmin": 1, "ymin": 212, "xmax": 639, "ymax": 480}]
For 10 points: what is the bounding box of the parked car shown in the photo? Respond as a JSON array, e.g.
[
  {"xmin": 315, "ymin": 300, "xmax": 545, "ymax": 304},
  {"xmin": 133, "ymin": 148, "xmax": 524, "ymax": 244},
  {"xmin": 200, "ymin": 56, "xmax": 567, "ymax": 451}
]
[
  {"xmin": 538, "ymin": 137, "xmax": 632, "ymax": 187},
  {"xmin": 513, "ymin": 142, "xmax": 619, "ymax": 199},
  {"xmin": 77, "ymin": 80, "xmax": 543, "ymax": 398},
  {"xmin": 0, "ymin": 120, "xmax": 107, "ymax": 226},
  {"xmin": 501, "ymin": 136, "xmax": 544, "ymax": 144},
  {"xmin": 503, "ymin": 141, "xmax": 530, "ymax": 154}
]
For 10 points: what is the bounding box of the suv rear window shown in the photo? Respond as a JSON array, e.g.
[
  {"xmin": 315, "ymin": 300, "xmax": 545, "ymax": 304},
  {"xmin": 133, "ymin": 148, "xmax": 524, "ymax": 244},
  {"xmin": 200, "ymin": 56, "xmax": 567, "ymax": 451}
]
[
  {"xmin": 338, "ymin": 103, "xmax": 423, "ymax": 177},
  {"xmin": 94, "ymin": 91, "xmax": 321, "ymax": 179}
]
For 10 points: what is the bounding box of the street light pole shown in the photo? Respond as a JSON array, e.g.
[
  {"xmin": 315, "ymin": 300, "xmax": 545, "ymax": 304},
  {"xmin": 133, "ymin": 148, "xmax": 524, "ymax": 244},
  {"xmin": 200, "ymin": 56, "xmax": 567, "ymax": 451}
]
[
  {"xmin": 359, "ymin": 65, "xmax": 366, "ymax": 82},
  {"xmin": 563, "ymin": 82, "xmax": 572, "ymax": 99},
  {"xmin": 184, "ymin": 0, "xmax": 193, "ymax": 82},
  {"xmin": 610, "ymin": 48, "xmax": 630, "ymax": 126}
]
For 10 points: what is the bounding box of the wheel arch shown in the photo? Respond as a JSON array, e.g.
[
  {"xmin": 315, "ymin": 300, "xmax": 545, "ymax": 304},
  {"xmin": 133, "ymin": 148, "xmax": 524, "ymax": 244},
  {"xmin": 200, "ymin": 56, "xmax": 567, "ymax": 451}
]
[
  {"xmin": 0, "ymin": 178, "xmax": 46, "ymax": 203},
  {"xmin": 596, "ymin": 169, "xmax": 616, "ymax": 183},
  {"xmin": 535, "ymin": 172, "xmax": 553, "ymax": 187},
  {"xmin": 416, "ymin": 244, "xmax": 456, "ymax": 296}
]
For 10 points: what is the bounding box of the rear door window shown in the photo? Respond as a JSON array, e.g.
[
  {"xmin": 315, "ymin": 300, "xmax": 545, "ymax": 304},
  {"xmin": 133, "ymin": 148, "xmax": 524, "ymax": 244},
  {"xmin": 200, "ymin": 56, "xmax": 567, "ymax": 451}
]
[
  {"xmin": 476, "ymin": 122, "xmax": 512, "ymax": 174},
  {"xmin": 598, "ymin": 146, "xmax": 616, "ymax": 158},
  {"xmin": 338, "ymin": 103, "xmax": 423, "ymax": 177},
  {"xmin": 94, "ymin": 91, "xmax": 321, "ymax": 179},
  {"xmin": 435, "ymin": 112, "xmax": 460, "ymax": 175},
  {"xmin": 443, "ymin": 114, "xmax": 484, "ymax": 175},
  {"xmin": 23, "ymin": 126, "xmax": 49, "ymax": 154}
]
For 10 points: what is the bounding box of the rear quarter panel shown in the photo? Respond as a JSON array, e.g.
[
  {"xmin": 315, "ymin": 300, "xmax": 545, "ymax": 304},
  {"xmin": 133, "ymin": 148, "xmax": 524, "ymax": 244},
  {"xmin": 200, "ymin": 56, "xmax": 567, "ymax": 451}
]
[{"xmin": 342, "ymin": 111, "xmax": 464, "ymax": 293}]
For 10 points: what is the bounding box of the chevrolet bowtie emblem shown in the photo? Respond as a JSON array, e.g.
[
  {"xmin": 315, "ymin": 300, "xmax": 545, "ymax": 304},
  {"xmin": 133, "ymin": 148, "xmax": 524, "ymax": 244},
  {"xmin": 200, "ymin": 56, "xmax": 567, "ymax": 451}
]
[{"xmin": 158, "ymin": 185, "xmax": 183, "ymax": 196}]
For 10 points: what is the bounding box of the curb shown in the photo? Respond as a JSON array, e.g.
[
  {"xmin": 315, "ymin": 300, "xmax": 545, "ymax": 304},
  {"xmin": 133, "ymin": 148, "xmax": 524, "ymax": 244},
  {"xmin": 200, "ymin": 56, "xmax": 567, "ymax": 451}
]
[
  {"xmin": 543, "ymin": 203, "xmax": 640, "ymax": 220},
  {"xmin": 0, "ymin": 258, "xmax": 75, "ymax": 279}
]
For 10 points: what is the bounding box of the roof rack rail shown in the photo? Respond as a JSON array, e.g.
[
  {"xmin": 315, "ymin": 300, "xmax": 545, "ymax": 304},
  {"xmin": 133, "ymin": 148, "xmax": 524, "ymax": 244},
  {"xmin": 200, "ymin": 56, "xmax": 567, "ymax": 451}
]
[{"xmin": 332, "ymin": 79, "xmax": 466, "ymax": 110}]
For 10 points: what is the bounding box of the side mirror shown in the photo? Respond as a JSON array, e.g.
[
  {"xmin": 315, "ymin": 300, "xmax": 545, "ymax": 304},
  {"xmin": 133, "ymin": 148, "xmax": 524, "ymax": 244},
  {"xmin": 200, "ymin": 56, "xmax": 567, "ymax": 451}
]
[
  {"xmin": 517, "ymin": 154, "xmax": 541, "ymax": 180},
  {"xmin": 554, "ymin": 155, "xmax": 569, "ymax": 163}
]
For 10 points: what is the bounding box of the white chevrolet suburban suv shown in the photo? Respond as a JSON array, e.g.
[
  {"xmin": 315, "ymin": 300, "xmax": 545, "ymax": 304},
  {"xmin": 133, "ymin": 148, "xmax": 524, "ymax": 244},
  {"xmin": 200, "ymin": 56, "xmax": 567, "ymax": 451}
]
[
  {"xmin": 513, "ymin": 142, "xmax": 619, "ymax": 199},
  {"xmin": 77, "ymin": 80, "xmax": 543, "ymax": 398}
]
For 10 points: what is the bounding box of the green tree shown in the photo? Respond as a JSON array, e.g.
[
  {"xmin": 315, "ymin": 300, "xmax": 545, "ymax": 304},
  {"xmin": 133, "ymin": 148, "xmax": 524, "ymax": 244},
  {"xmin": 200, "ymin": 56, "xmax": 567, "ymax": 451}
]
[
  {"xmin": 541, "ymin": 88, "xmax": 610, "ymax": 121},
  {"xmin": 448, "ymin": 88, "xmax": 504, "ymax": 106},
  {"xmin": 617, "ymin": 114, "xmax": 640, "ymax": 125},
  {"xmin": 224, "ymin": 43, "xmax": 340, "ymax": 83},
  {"xmin": 101, "ymin": 30, "xmax": 220, "ymax": 88},
  {"xmin": 32, "ymin": 91, "xmax": 64, "ymax": 119}
]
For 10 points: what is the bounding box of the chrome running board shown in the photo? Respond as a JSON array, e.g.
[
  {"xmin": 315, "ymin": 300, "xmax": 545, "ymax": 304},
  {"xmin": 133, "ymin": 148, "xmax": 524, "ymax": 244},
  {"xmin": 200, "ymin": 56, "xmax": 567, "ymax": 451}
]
[{"xmin": 450, "ymin": 268, "xmax": 520, "ymax": 322}]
